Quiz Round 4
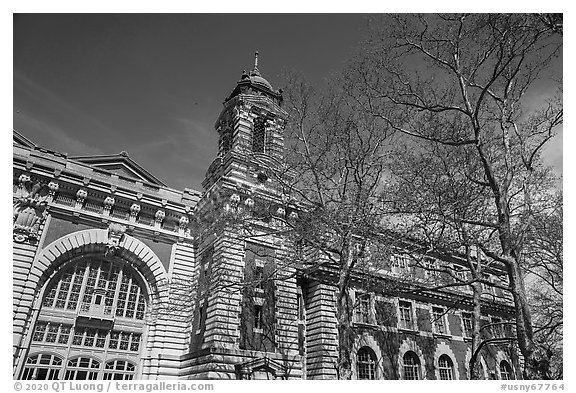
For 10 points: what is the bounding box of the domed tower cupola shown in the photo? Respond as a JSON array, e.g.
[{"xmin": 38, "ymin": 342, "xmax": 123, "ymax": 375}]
[
  {"xmin": 204, "ymin": 52, "xmax": 289, "ymax": 191},
  {"xmin": 224, "ymin": 51, "xmax": 283, "ymax": 106}
]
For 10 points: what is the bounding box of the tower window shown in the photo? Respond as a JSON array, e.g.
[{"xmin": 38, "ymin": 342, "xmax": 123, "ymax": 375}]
[
  {"xmin": 221, "ymin": 128, "xmax": 233, "ymax": 154},
  {"xmin": 252, "ymin": 117, "xmax": 266, "ymax": 153}
]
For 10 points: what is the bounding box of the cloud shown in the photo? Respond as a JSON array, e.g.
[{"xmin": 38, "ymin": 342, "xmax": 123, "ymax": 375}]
[
  {"xmin": 14, "ymin": 70, "xmax": 115, "ymax": 142},
  {"xmin": 15, "ymin": 112, "xmax": 103, "ymax": 156}
]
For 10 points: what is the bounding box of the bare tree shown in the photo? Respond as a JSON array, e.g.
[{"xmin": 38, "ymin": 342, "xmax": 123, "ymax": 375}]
[
  {"xmin": 343, "ymin": 13, "xmax": 562, "ymax": 379},
  {"xmin": 274, "ymin": 71, "xmax": 395, "ymax": 379}
]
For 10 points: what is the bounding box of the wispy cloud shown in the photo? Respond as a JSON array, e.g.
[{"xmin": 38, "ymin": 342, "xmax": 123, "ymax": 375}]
[
  {"xmin": 15, "ymin": 112, "xmax": 103, "ymax": 156},
  {"xmin": 14, "ymin": 70, "xmax": 115, "ymax": 147}
]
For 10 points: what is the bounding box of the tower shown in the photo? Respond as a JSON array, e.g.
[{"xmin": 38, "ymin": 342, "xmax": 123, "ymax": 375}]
[{"xmin": 188, "ymin": 53, "xmax": 302, "ymax": 379}]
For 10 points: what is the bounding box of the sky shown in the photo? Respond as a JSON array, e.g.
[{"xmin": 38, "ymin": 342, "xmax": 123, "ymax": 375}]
[
  {"xmin": 13, "ymin": 14, "xmax": 369, "ymax": 191},
  {"xmin": 13, "ymin": 14, "xmax": 562, "ymax": 192}
]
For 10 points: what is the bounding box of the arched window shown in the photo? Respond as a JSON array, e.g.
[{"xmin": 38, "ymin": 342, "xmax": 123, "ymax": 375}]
[
  {"xmin": 438, "ymin": 354, "xmax": 454, "ymax": 380},
  {"xmin": 357, "ymin": 346, "xmax": 376, "ymax": 379},
  {"xmin": 499, "ymin": 360, "xmax": 513, "ymax": 380},
  {"xmin": 252, "ymin": 117, "xmax": 266, "ymax": 153},
  {"xmin": 64, "ymin": 357, "xmax": 100, "ymax": 380},
  {"xmin": 403, "ymin": 351, "xmax": 420, "ymax": 380},
  {"xmin": 103, "ymin": 360, "xmax": 136, "ymax": 380},
  {"xmin": 21, "ymin": 353, "xmax": 62, "ymax": 380},
  {"xmin": 42, "ymin": 259, "xmax": 147, "ymax": 320}
]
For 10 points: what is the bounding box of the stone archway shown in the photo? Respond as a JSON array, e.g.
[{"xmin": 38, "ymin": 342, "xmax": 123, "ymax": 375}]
[{"xmin": 14, "ymin": 228, "xmax": 169, "ymax": 380}]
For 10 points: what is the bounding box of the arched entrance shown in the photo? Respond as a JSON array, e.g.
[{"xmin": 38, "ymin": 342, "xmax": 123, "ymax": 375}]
[{"xmin": 22, "ymin": 255, "xmax": 147, "ymax": 380}]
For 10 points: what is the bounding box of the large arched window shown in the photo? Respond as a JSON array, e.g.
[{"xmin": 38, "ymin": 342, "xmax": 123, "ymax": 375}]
[
  {"xmin": 42, "ymin": 258, "xmax": 146, "ymax": 320},
  {"xmin": 24, "ymin": 256, "xmax": 147, "ymax": 380},
  {"xmin": 438, "ymin": 354, "xmax": 455, "ymax": 380},
  {"xmin": 403, "ymin": 351, "xmax": 421, "ymax": 380},
  {"xmin": 103, "ymin": 360, "xmax": 136, "ymax": 380},
  {"xmin": 21, "ymin": 353, "xmax": 63, "ymax": 380},
  {"xmin": 499, "ymin": 360, "xmax": 513, "ymax": 380},
  {"xmin": 64, "ymin": 357, "xmax": 100, "ymax": 380},
  {"xmin": 357, "ymin": 346, "xmax": 377, "ymax": 380}
]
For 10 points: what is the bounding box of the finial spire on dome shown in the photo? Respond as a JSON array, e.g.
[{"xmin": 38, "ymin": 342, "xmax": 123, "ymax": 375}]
[{"xmin": 251, "ymin": 50, "xmax": 261, "ymax": 76}]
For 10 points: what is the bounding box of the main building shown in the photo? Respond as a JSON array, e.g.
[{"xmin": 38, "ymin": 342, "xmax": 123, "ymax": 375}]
[{"xmin": 13, "ymin": 56, "xmax": 520, "ymax": 380}]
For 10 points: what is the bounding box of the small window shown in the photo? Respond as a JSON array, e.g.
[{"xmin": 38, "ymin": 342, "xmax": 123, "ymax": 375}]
[
  {"xmin": 221, "ymin": 128, "xmax": 233, "ymax": 154},
  {"xmin": 491, "ymin": 317, "xmax": 503, "ymax": 337},
  {"xmin": 104, "ymin": 359, "xmax": 136, "ymax": 380},
  {"xmin": 399, "ymin": 301, "xmax": 414, "ymax": 330},
  {"xmin": 357, "ymin": 293, "xmax": 371, "ymax": 324},
  {"xmin": 432, "ymin": 307, "xmax": 447, "ymax": 335},
  {"xmin": 403, "ymin": 351, "xmax": 420, "ymax": 380},
  {"xmin": 392, "ymin": 254, "xmax": 411, "ymax": 275},
  {"xmin": 462, "ymin": 312, "xmax": 473, "ymax": 337},
  {"xmin": 357, "ymin": 347, "xmax": 377, "ymax": 380},
  {"xmin": 254, "ymin": 305, "xmax": 263, "ymax": 330},
  {"xmin": 424, "ymin": 258, "xmax": 440, "ymax": 280},
  {"xmin": 438, "ymin": 355, "xmax": 454, "ymax": 380},
  {"xmin": 499, "ymin": 360, "xmax": 513, "ymax": 380}
]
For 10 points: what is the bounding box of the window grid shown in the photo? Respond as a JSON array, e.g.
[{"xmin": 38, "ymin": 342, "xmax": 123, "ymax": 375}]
[
  {"xmin": 42, "ymin": 259, "xmax": 146, "ymax": 320},
  {"xmin": 357, "ymin": 347, "xmax": 376, "ymax": 380},
  {"xmin": 252, "ymin": 117, "xmax": 266, "ymax": 153},
  {"xmin": 22, "ymin": 354, "xmax": 62, "ymax": 380},
  {"xmin": 103, "ymin": 360, "xmax": 136, "ymax": 380},
  {"xmin": 32, "ymin": 322, "xmax": 71, "ymax": 345},
  {"xmin": 438, "ymin": 355, "xmax": 454, "ymax": 380},
  {"xmin": 403, "ymin": 352, "xmax": 420, "ymax": 380},
  {"xmin": 64, "ymin": 357, "xmax": 100, "ymax": 380}
]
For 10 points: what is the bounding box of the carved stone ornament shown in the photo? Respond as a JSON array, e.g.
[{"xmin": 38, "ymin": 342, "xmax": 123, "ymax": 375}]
[
  {"xmin": 47, "ymin": 181, "xmax": 59, "ymax": 197},
  {"xmin": 276, "ymin": 207, "xmax": 286, "ymax": 217},
  {"xmin": 13, "ymin": 175, "xmax": 50, "ymax": 243},
  {"xmin": 103, "ymin": 196, "xmax": 115, "ymax": 213},
  {"xmin": 230, "ymin": 193, "xmax": 241, "ymax": 206},
  {"xmin": 244, "ymin": 198, "xmax": 254, "ymax": 208},
  {"xmin": 130, "ymin": 203, "xmax": 141, "ymax": 219},
  {"xmin": 105, "ymin": 223, "xmax": 126, "ymax": 256},
  {"xmin": 76, "ymin": 188, "xmax": 88, "ymax": 202},
  {"xmin": 154, "ymin": 209, "xmax": 166, "ymax": 224}
]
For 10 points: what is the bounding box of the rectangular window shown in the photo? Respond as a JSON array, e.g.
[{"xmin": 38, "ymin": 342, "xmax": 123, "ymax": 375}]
[
  {"xmin": 432, "ymin": 307, "xmax": 447, "ymax": 335},
  {"xmin": 254, "ymin": 305, "xmax": 263, "ymax": 330},
  {"xmin": 424, "ymin": 258, "xmax": 440, "ymax": 280},
  {"xmin": 392, "ymin": 254, "xmax": 411, "ymax": 275},
  {"xmin": 491, "ymin": 317, "xmax": 503, "ymax": 337},
  {"xmin": 357, "ymin": 293, "xmax": 371, "ymax": 324},
  {"xmin": 462, "ymin": 312, "xmax": 473, "ymax": 337},
  {"xmin": 399, "ymin": 301, "xmax": 414, "ymax": 330},
  {"xmin": 252, "ymin": 118, "xmax": 266, "ymax": 153}
]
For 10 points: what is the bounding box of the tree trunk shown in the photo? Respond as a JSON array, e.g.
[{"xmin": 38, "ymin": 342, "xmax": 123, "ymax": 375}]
[
  {"xmin": 469, "ymin": 281, "xmax": 483, "ymax": 379},
  {"xmin": 335, "ymin": 242, "xmax": 355, "ymax": 379},
  {"xmin": 508, "ymin": 258, "xmax": 551, "ymax": 379}
]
